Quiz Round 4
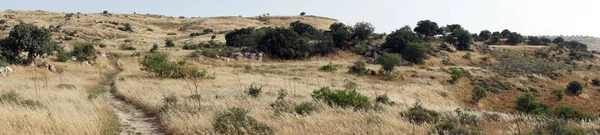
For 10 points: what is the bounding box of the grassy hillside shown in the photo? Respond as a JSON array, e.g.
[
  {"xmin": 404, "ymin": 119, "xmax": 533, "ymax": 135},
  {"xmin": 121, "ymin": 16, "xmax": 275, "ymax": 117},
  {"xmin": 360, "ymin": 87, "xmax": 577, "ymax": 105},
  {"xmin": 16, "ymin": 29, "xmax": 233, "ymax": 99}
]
[
  {"xmin": 2, "ymin": 10, "xmax": 600, "ymax": 135},
  {"xmin": 0, "ymin": 10, "xmax": 338, "ymax": 51}
]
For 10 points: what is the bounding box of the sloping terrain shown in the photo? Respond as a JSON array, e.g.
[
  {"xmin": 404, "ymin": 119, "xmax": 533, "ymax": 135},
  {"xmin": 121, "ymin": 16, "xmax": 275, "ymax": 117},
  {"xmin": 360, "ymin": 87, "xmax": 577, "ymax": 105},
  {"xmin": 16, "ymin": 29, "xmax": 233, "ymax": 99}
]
[{"xmin": 2, "ymin": 10, "xmax": 600, "ymax": 135}]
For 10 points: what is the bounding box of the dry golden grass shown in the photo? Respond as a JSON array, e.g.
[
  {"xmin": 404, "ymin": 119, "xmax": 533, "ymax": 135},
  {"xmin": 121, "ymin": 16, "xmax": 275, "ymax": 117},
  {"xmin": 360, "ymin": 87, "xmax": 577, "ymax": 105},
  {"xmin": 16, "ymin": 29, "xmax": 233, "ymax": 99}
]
[
  {"xmin": 0, "ymin": 57, "xmax": 119, "ymax": 135},
  {"xmin": 3, "ymin": 10, "xmax": 600, "ymax": 134}
]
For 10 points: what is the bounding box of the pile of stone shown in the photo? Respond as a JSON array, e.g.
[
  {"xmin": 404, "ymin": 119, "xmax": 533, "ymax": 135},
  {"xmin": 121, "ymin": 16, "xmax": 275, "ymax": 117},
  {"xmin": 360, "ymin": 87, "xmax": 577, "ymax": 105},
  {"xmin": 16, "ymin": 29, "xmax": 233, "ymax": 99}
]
[{"xmin": 232, "ymin": 52, "xmax": 263, "ymax": 61}]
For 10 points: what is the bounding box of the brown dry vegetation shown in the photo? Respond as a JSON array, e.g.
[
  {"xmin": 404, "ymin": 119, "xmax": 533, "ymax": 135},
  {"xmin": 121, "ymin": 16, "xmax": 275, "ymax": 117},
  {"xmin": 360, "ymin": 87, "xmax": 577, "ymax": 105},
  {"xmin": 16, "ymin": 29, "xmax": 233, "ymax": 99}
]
[
  {"xmin": 0, "ymin": 57, "xmax": 119, "ymax": 134},
  {"xmin": 1, "ymin": 10, "xmax": 600, "ymax": 134}
]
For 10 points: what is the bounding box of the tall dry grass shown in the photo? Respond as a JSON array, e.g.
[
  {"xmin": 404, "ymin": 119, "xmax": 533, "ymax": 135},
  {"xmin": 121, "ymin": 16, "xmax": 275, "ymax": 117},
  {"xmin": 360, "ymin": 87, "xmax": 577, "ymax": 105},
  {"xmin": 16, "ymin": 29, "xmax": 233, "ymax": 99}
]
[
  {"xmin": 112, "ymin": 56, "xmax": 484, "ymax": 134},
  {"xmin": 0, "ymin": 57, "xmax": 119, "ymax": 135}
]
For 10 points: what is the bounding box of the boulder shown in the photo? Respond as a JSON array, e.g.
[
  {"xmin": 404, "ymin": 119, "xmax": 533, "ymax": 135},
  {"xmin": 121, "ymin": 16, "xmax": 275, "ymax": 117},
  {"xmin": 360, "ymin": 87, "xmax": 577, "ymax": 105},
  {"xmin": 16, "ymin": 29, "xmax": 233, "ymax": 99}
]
[
  {"xmin": 446, "ymin": 45, "xmax": 457, "ymax": 52},
  {"xmin": 442, "ymin": 52, "xmax": 451, "ymax": 65},
  {"xmin": 364, "ymin": 51, "xmax": 373, "ymax": 57}
]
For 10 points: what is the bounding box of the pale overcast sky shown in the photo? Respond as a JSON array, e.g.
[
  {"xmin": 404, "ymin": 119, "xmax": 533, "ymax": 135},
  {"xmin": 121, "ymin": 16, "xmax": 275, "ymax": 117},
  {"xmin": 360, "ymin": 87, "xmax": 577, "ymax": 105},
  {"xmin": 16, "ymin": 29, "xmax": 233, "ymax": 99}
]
[{"xmin": 2, "ymin": 0, "xmax": 599, "ymax": 37}]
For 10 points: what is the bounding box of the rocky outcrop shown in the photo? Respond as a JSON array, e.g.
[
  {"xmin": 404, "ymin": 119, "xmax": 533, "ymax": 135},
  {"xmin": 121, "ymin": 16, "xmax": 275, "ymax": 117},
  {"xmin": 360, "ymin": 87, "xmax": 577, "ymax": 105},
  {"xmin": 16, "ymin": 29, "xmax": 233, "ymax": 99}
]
[{"xmin": 0, "ymin": 66, "xmax": 14, "ymax": 76}]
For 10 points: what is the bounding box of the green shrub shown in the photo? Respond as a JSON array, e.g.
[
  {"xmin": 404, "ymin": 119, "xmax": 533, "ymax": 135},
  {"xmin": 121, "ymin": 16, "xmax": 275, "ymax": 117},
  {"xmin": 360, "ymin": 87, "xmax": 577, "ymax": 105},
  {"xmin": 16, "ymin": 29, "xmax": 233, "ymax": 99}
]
[
  {"xmin": 553, "ymin": 106, "xmax": 593, "ymax": 120},
  {"xmin": 382, "ymin": 28, "xmax": 419, "ymax": 53},
  {"xmin": 506, "ymin": 32, "xmax": 524, "ymax": 45},
  {"xmin": 379, "ymin": 70, "xmax": 400, "ymax": 81},
  {"xmin": 530, "ymin": 119, "xmax": 587, "ymax": 135},
  {"xmin": 566, "ymin": 81, "xmax": 584, "ymax": 95},
  {"xmin": 449, "ymin": 67, "xmax": 466, "ymax": 83},
  {"xmin": 402, "ymin": 43, "xmax": 427, "ymax": 64},
  {"xmin": 225, "ymin": 27, "xmax": 261, "ymax": 47},
  {"xmin": 166, "ymin": 32, "xmax": 177, "ymax": 35},
  {"xmin": 377, "ymin": 53, "xmax": 402, "ymax": 71},
  {"xmin": 352, "ymin": 22, "xmax": 374, "ymax": 41},
  {"xmin": 98, "ymin": 44, "xmax": 106, "ymax": 48},
  {"xmin": 119, "ymin": 44, "xmax": 136, "ymax": 50},
  {"xmin": 552, "ymin": 89, "xmax": 564, "ymax": 100},
  {"xmin": 203, "ymin": 28, "xmax": 214, "ymax": 33},
  {"xmin": 455, "ymin": 109, "xmax": 480, "ymax": 126},
  {"xmin": 414, "ymin": 20, "xmax": 440, "ymax": 37},
  {"xmin": 2, "ymin": 23, "xmax": 53, "ymax": 64},
  {"xmin": 295, "ymin": 102, "xmax": 318, "ymax": 115},
  {"xmin": 329, "ymin": 23, "xmax": 351, "ymax": 48},
  {"xmin": 319, "ymin": 62, "xmax": 338, "ymax": 72},
  {"xmin": 140, "ymin": 53, "xmax": 211, "ymax": 79},
  {"xmin": 472, "ymin": 86, "xmax": 487, "ymax": 103},
  {"xmin": 348, "ymin": 61, "xmax": 369, "ymax": 75},
  {"xmin": 406, "ymin": 102, "xmax": 440, "ymax": 124},
  {"xmin": 375, "ymin": 94, "xmax": 395, "ymax": 105},
  {"xmin": 0, "ymin": 91, "xmax": 43, "ymax": 108},
  {"xmin": 593, "ymin": 78, "xmax": 600, "ymax": 86},
  {"xmin": 214, "ymin": 108, "xmax": 274, "ymax": 135},
  {"xmin": 290, "ymin": 21, "xmax": 316, "ymax": 35},
  {"xmin": 149, "ymin": 43, "xmax": 158, "ymax": 53},
  {"xmin": 257, "ymin": 27, "xmax": 310, "ymax": 60},
  {"xmin": 165, "ymin": 39, "xmax": 175, "ymax": 47},
  {"xmin": 72, "ymin": 42, "xmax": 97, "ymax": 61},
  {"xmin": 515, "ymin": 94, "xmax": 550, "ymax": 115},
  {"xmin": 56, "ymin": 49, "xmax": 71, "ymax": 62},
  {"xmin": 311, "ymin": 87, "xmax": 371, "ymax": 110},
  {"xmin": 0, "ymin": 60, "xmax": 8, "ymax": 67},
  {"xmin": 353, "ymin": 45, "xmax": 368, "ymax": 54},
  {"xmin": 247, "ymin": 84, "xmax": 262, "ymax": 98}
]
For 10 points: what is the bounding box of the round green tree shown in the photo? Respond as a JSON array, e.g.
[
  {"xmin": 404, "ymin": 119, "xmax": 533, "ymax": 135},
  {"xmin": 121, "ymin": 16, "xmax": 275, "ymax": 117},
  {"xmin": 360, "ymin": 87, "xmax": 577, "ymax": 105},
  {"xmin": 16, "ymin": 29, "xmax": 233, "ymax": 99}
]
[{"xmin": 377, "ymin": 53, "xmax": 402, "ymax": 72}]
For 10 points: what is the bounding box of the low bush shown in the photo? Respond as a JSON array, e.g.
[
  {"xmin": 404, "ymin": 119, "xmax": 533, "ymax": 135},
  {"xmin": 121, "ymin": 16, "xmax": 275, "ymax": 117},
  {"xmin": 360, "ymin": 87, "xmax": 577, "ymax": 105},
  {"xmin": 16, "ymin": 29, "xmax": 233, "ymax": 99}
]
[
  {"xmin": 448, "ymin": 67, "xmax": 466, "ymax": 83},
  {"xmin": 375, "ymin": 94, "xmax": 395, "ymax": 105},
  {"xmin": 319, "ymin": 62, "xmax": 338, "ymax": 72},
  {"xmin": 0, "ymin": 91, "xmax": 43, "ymax": 108},
  {"xmin": 405, "ymin": 102, "xmax": 440, "ymax": 124},
  {"xmin": 530, "ymin": 119, "xmax": 587, "ymax": 135},
  {"xmin": 566, "ymin": 81, "xmax": 583, "ymax": 95},
  {"xmin": 377, "ymin": 53, "xmax": 402, "ymax": 71},
  {"xmin": 295, "ymin": 102, "xmax": 318, "ymax": 115},
  {"xmin": 140, "ymin": 53, "xmax": 211, "ymax": 79},
  {"xmin": 214, "ymin": 108, "xmax": 274, "ymax": 135},
  {"xmin": 379, "ymin": 70, "xmax": 400, "ymax": 81},
  {"xmin": 552, "ymin": 89, "xmax": 564, "ymax": 100},
  {"xmin": 119, "ymin": 44, "xmax": 136, "ymax": 50},
  {"xmin": 593, "ymin": 78, "xmax": 600, "ymax": 86},
  {"xmin": 165, "ymin": 39, "xmax": 175, "ymax": 47},
  {"xmin": 247, "ymin": 84, "xmax": 262, "ymax": 98},
  {"xmin": 348, "ymin": 61, "xmax": 369, "ymax": 75},
  {"xmin": 149, "ymin": 44, "xmax": 158, "ymax": 53},
  {"xmin": 71, "ymin": 42, "xmax": 97, "ymax": 61},
  {"xmin": 472, "ymin": 86, "xmax": 487, "ymax": 103},
  {"xmin": 311, "ymin": 87, "xmax": 371, "ymax": 110},
  {"xmin": 270, "ymin": 100, "xmax": 294, "ymax": 115},
  {"xmin": 553, "ymin": 106, "xmax": 593, "ymax": 120},
  {"xmin": 56, "ymin": 49, "xmax": 71, "ymax": 62},
  {"xmin": 166, "ymin": 32, "xmax": 177, "ymax": 35},
  {"xmin": 515, "ymin": 94, "xmax": 550, "ymax": 115}
]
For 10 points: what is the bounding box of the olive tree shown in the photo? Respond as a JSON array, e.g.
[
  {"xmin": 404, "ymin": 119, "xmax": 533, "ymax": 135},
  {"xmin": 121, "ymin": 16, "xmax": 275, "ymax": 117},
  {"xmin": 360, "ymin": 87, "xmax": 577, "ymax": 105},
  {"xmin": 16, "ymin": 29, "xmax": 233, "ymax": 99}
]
[
  {"xmin": 353, "ymin": 22, "xmax": 375, "ymax": 41},
  {"xmin": 414, "ymin": 20, "xmax": 440, "ymax": 36}
]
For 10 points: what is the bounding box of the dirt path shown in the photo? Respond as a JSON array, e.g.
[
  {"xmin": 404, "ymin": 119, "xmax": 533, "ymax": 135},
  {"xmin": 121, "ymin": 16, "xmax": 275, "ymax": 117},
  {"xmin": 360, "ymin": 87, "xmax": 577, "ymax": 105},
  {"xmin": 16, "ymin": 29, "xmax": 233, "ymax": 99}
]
[
  {"xmin": 103, "ymin": 56, "xmax": 164, "ymax": 135},
  {"xmin": 104, "ymin": 83, "xmax": 163, "ymax": 135}
]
